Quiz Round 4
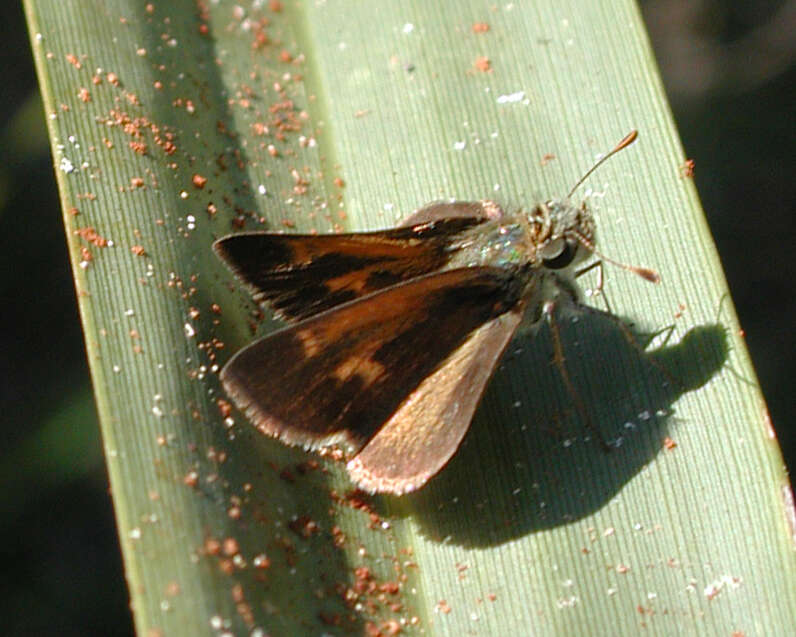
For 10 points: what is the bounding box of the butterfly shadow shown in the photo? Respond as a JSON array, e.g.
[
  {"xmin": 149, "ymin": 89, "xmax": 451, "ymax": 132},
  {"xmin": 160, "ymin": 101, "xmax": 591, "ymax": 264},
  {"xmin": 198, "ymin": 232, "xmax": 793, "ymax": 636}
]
[{"xmin": 392, "ymin": 306, "xmax": 729, "ymax": 548}]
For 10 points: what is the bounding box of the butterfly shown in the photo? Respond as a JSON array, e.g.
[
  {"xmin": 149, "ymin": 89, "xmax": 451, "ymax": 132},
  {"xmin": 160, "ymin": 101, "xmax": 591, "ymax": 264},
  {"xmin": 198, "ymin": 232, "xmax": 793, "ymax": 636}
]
[{"xmin": 214, "ymin": 131, "xmax": 657, "ymax": 494}]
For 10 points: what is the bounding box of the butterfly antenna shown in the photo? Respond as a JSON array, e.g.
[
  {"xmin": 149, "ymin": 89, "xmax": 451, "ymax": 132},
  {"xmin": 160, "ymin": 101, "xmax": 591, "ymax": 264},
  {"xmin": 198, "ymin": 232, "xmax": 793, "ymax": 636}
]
[
  {"xmin": 566, "ymin": 130, "xmax": 638, "ymax": 199},
  {"xmin": 574, "ymin": 230, "xmax": 660, "ymax": 283},
  {"xmin": 567, "ymin": 130, "xmax": 659, "ymax": 285}
]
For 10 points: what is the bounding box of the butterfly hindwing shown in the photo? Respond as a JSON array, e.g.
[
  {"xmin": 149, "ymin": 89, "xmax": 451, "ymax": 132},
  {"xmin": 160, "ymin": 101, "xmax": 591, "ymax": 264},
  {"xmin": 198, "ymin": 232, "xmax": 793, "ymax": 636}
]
[
  {"xmin": 220, "ymin": 267, "xmax": 528, "ymax": 463},
  {"xmin": 347, "ymin": 304, "xmax": 524, "ymax": 493},
  {"xmin": 397, "ymin": 200, "xmax": 502, "ymax": 227},
  {"xmin": 213, "ymin": 203, "xmax": 496, "ymax": 321}
]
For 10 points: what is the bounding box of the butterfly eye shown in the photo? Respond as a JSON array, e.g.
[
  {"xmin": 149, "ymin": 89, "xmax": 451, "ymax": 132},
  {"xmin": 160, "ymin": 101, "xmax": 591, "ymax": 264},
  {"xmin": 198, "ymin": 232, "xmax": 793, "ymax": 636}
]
[{"xmin": 542, "ymin": 238, "xmax": 578, "ymax": 270}]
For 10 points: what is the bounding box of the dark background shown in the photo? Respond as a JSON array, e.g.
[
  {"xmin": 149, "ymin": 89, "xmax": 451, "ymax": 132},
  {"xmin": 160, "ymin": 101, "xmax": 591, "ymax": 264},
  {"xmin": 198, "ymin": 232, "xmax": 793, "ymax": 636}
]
[{"xmin": 1, "ymin": 2, "xmax": 792, "ymax": 634}]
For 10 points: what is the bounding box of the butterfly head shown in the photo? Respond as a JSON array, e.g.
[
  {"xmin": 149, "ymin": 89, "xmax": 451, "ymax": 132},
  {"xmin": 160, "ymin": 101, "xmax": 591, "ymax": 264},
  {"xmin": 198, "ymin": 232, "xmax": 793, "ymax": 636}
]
[
  {"xmin": 532, "ymin": 198, "xmax": 596, "ymax": 272},
  {"xmin": 532, "ymin": 130, "xmax": 659, "ymax": 284}
]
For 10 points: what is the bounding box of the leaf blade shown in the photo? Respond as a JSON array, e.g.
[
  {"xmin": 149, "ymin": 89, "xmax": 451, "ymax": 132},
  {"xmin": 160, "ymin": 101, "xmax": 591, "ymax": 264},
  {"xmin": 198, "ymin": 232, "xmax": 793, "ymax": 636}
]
[{"xmin": 25, "ymin": 0, "xmax": 795, "ymax": 634}]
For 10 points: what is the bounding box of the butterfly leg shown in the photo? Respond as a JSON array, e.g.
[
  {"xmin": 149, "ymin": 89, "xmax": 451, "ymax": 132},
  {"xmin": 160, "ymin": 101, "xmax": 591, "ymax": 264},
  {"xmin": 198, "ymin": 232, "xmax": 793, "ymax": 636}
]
[
  {"xmin": 543, "ymin": 299, "xmax": 613, "ymax": 451},
  {"xmin": 574, "ymin": 261, "xmax": 680, "ymax": 389},
  {"xmin": 575, "ymin": 259, "xmax": 615, "ymax": 314}
]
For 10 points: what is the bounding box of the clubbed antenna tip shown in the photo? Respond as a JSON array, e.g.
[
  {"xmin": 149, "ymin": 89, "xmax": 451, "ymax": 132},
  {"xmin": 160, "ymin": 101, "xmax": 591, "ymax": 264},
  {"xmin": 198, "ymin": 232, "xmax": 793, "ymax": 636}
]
[{"xmin": 567, "ymin": 130, "xmax": 639, "ymax": 199}]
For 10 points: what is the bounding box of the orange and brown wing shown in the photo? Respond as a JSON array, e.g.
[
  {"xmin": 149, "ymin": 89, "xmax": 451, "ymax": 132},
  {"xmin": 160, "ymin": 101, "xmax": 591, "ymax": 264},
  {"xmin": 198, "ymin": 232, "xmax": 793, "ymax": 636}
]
[
  {"xmin": 219, "ymin": 266, "xmax": 527, "ymax": 491},
  {"xmin": 213, "ymin": 206, "xmax": 491, "ymax": 322},
  {"xmin": 347, "ymin": 304, "xmax": 523, "ymax": 493}
]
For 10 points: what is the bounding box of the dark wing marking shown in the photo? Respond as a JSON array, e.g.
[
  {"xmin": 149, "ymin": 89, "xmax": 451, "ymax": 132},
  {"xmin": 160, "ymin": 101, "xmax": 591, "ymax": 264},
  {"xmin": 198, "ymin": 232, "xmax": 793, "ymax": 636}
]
[
  {"xmin": 220, "ymin": 267, "xmax": 528, "ymax": 462},
  {"xmin": 213, "ymin": 215, "xmax": 488, "ymax": 321}
]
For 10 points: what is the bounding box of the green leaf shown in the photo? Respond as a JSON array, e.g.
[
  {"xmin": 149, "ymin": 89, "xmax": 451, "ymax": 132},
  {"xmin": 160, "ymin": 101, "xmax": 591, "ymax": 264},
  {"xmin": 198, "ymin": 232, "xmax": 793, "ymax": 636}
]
[{"xmin": 26, "ymin": 0, "xmax": 796, "ymax": 635}]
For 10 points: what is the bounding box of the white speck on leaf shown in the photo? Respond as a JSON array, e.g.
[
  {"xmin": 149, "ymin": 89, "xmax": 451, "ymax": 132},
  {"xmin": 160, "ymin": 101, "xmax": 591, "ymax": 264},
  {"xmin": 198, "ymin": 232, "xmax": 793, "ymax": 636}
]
[
  {"xmin": 496, "ymin": 91, "xmax": 525, "ymax": 104},
  {"xmin": 59, "ymin": 157, "xmax": 75, "ymax": 173}
]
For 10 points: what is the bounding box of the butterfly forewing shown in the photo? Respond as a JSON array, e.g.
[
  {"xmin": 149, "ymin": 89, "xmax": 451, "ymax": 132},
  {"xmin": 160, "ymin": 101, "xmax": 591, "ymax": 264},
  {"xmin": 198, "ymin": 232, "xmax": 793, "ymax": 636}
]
[
  {"xmin": 213, "ymin": 210, "xmax": 490, "ymax": 322},
  {"xmin": 220, "ymin": 267, "xmax": 529, "ymax": 463}
]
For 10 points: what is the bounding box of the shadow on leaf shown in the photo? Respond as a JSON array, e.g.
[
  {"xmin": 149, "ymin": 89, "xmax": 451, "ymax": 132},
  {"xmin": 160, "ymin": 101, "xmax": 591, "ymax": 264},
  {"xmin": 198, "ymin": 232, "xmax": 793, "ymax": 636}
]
[{"xmin": 391, "ymin": 307, "xmax": 728, "ymax": 547}]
